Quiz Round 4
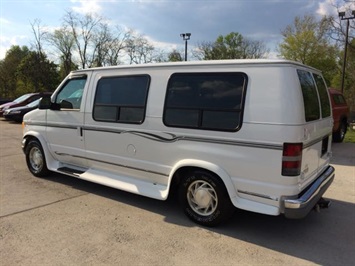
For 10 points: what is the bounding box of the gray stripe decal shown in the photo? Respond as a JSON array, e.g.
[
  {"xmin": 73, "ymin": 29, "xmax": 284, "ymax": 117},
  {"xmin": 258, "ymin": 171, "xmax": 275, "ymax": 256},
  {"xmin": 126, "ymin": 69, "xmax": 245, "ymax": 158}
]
[
  {"xmin": 47, "ymin": 123, "xmax": 328, "ymax": 150},
  {"xmin": 303, "ymin": 134, "xmax": 331, "ymax": 148},
  {"xmin": 84, "ymin": 126, "xmax": 283, "ymax": 150},
  {"xmin": 55, "ymin": 152, "xmax": 169, "ymax": 177},
  {"xmin": 26, "ymin": 122, "xmax": 283, "ymax": 150}
]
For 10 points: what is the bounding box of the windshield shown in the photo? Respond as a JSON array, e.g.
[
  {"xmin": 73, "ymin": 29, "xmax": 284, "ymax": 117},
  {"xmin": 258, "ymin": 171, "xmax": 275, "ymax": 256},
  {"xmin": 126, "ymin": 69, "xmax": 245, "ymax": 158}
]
[
  {"xmin": 14, "ymin": 94, "xmax": 32, "ymax": 103},
  {"xmin": 27, "ymin": 98, "xmax": 41, "ymax": 108}
]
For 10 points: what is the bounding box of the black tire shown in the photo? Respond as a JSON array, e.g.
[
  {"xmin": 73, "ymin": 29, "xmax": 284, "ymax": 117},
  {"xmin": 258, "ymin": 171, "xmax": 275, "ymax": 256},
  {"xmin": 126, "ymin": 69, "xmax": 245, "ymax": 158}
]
[
  {"xmin": 179, "ymin": 170, "xmax": 234, "ymax": 227},
  {"xmin": 25, "ymin": 139, "xmax": 50, "ymax": 177},
  {"xmin": 333, "ymin": 121, "xmax": 347, "ymax": 143}
]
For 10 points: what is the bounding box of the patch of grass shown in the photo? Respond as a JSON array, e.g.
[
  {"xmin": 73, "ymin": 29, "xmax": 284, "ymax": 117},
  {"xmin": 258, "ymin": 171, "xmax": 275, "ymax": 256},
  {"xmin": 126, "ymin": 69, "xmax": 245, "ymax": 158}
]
[{"xmin": 344, "ymin": 127, "xmax": 355, "ymax": 143}]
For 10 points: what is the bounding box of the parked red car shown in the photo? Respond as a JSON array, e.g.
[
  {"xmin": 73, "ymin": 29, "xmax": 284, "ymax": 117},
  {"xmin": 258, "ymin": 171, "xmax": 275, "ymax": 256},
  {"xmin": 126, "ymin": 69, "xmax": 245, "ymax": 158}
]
[
  {"xmin": 328, "ymin": 88, "xmax": 350, "ymax": 142},
  {"xmin": 0, "ymin": 92, "xmax": 51, "ymax": 117}
]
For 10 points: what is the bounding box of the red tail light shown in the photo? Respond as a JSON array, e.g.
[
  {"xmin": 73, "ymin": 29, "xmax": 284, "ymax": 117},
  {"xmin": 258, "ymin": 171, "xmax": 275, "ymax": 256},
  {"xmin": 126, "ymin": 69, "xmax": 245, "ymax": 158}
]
[{"xmin": 282, "ymin": 143, "xmax": 303, "ymax": 176}]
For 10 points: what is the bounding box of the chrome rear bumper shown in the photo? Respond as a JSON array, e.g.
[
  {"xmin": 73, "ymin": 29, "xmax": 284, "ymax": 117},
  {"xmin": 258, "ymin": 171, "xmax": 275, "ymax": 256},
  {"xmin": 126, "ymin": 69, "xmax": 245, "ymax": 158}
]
[{"xmin": 283, "ymin": 165, "xmax": 335, "ymax": 219}]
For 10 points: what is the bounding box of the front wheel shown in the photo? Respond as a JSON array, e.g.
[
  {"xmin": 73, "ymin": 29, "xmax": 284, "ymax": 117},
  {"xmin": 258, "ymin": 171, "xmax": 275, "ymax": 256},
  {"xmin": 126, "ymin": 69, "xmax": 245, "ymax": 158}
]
[
  {"xmin": 179, "ymin": 170, "xmax": 234, "ymax": 227},
  {"xmin": 25, "ymin": 139, "xmax": 50, "ymax": 177}
]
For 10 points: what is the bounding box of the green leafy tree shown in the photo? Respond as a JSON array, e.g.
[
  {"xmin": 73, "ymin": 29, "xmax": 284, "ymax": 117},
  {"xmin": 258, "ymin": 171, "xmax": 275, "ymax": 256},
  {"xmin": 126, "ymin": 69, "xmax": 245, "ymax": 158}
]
[
  {"xmin": 195, "ymin": 32, "xmax": 268, "ymax": 60},
  {"xmin": 332, "ymin": 39, "xmax": 355, "ymax": 110},
  {"xmin": 0, "ymin": 45, "xmax": 30, "ymax": 98},
  {"xmin": 278, "ymin": 15, "xmax": 338, "ymax": 85},
  {"xmin": 168, "ymin": 50, "xmax": 183, "ymax": 62},
  {"xmin": 17, "ymin": 51, "xmax": 59, "ymax": 93},
  {"xmin": 346, "ymin": 41, "xmax": 355, "ymax": 110}
]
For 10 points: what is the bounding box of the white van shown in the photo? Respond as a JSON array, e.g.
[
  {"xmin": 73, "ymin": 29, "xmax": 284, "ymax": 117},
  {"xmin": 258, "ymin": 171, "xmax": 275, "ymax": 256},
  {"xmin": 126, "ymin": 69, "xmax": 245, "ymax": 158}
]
[{"xmin": 22, "ymin": 59, "xmax": 334, "ymax": 226}]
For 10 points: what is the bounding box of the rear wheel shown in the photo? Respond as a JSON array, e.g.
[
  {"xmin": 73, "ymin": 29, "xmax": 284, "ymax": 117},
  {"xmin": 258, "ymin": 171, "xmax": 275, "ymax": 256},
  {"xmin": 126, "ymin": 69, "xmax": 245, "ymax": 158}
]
[
  {"xmin": 179, "ymin": 170, "xmax": 234, "ymax": 227},
  {"xmin": 333, "ymin": 120, "xmax": 347, "ymax": 142},
  {"xmin": 25, "ymin": 139, "xmax": 50, "ymax": 177}
]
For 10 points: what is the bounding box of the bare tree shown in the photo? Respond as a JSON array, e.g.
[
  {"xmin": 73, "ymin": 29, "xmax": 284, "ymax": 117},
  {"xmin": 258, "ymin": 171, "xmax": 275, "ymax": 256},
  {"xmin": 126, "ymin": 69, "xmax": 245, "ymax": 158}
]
[
  {"xmin": 328, "ymin": 2, "xmax": 355, "ymax": 50},
  {"xmin": 125, "ymin": 33, "xmax": 156, "ymax": 64},
  {"xmin": 91, "ymin": 21, "xmax": 111, "ymax": 67},
  {"xmin": 47, "ymin": 27, "xmax": 76, "ymax": 77},
  {"xmin": 104, "ymin": 27, "xmax": 132, "ymax": 66},
  {"xmin": 63, "ymin": 11, "xmax": 102, "ymax": 69},
  {"xmin": 241, "ymin": 39, "xmax": 269, "ymax": 59},
  {"xmin": 192, "ymin": 41, "xmax": 214, "ymax": 60},
  {"xmin": 29, "ymin": 19, "xmax": 55, "ymax": 90},
  {"xmin": 327, "ymin": 2, "xmax": 355, "ymax": 108},
  {"xmin": 92, "ymin": 25, "xmax": 131, "ymax": 67},
  {"xmin": 30, "ymin": 19, "xmax": 47, "ymax": 55}
]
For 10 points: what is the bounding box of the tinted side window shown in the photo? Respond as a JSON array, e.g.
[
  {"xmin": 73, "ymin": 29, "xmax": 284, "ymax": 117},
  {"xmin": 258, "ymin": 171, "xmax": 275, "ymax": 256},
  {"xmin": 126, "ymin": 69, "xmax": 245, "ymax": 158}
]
[
  {"xmin": 55, "ymin": 76, "xmax": 87, "ymax": 109},
  {"xmin": 163, "ymin": 72, "xmax": 247, "ymax": 131},
  {"xmin": 313, "ymin": 74, "xmax": 331, "ymax": 118},
  {"xmin": 297, "ymin": 70, "xmax": 320, "ymax": 122},
  {"xmin": 93, "ymin": 75, "xmax": 150, "ymax": 124}
]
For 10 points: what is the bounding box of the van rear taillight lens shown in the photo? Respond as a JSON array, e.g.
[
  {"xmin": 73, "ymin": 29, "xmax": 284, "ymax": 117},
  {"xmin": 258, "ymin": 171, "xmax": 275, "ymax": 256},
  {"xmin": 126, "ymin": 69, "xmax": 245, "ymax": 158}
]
[{"xmin": 282, "ymin": 143, "xmax": 303, "ymax": 176}]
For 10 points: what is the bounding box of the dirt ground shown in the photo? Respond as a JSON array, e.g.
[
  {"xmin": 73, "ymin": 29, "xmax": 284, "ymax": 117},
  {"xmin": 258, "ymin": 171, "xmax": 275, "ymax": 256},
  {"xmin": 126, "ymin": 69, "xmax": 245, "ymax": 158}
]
[{"xmin": 1, "ymin": 120, "xmax": 354, "ymax": 265}]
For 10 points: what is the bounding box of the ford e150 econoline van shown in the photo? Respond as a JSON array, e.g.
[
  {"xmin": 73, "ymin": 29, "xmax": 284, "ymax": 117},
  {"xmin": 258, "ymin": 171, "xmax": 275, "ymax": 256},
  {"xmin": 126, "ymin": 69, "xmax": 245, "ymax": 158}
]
[{"xmin": 22, "ymin": 59, "xmax": 334, "ymax": 226}]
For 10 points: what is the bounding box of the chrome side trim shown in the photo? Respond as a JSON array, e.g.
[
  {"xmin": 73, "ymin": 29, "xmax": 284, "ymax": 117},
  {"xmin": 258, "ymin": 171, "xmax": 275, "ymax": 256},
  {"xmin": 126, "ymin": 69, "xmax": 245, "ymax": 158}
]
[
  {"xmin": 25, "ymin": 121, "xmax": 77, "ymax": 130},
  {"xmin": 238, "ymin": 190, "xmax": 278, "ymax": 201}
]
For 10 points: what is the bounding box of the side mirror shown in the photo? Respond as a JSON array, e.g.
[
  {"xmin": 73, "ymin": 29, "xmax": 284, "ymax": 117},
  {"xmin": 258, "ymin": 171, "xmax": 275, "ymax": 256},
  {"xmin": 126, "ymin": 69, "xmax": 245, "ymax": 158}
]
[
  {"xmin": 60, "ymin": 99, "xmax": 73, "ymax": 109},
  {"xmin": 38, "ymin": 96, "xmax": 61, "ymax": 110},
  {"xmin": 38, "ymin": 97, "xmax": 51, "ymax": 109}
]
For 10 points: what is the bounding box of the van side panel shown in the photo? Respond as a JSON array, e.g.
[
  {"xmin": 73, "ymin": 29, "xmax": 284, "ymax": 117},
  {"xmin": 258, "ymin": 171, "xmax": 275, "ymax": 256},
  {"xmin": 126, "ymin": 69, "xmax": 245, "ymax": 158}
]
[
  {"xmin": 81, "ymin": 64, "xmax": 331, "ymax": 212},
  {"xmin": 243, "ymin": 67, "xmax": 304, "ymax": 125}
]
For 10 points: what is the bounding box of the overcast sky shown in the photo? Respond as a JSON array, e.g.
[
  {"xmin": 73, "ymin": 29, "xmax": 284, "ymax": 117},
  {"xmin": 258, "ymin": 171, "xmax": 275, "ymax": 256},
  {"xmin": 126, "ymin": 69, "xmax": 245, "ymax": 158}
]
[{"xmin": 1, "ymin": 0, "xmax": 354, "ymax": 60}]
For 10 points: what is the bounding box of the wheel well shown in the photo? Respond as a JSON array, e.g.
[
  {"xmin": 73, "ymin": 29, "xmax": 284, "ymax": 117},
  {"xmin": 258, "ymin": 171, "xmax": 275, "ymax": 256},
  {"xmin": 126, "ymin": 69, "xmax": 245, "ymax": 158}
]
[
  {"xmin": 23, "ymin": 136, "xmax": 39, "ymax": 153},
  {"xmin": 168, "ymin": 166, "xmax": 227, "ymax": 199}
]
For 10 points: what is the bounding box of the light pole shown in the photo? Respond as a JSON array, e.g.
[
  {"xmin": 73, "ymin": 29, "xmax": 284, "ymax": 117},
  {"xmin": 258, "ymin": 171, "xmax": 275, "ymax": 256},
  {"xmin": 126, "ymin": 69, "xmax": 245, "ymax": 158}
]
[
  {"xmin": 338, "ymin": 10, "xmax": 355, "ymax": 93},
  {"xmin": 180, "ymin": 33, "xmax": 191, "ymax": 61}
]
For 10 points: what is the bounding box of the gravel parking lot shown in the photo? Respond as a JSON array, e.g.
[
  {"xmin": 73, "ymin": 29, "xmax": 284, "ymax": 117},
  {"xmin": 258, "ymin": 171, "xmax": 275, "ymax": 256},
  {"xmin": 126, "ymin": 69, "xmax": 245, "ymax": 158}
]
[{"xmin": 1, "ymin": 120, "xmax": 354, "ymax": 265}]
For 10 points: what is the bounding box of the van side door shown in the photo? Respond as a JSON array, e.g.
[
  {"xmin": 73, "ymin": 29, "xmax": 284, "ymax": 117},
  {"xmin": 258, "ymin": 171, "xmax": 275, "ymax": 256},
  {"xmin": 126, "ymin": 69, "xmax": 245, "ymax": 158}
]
[
  {"xmin": 45, "ymin": 73, "xmax": 91, "ymax": 168},
  {"xmin": 83, "ymin": 74, "xmax": 158, "ymax": 181}
]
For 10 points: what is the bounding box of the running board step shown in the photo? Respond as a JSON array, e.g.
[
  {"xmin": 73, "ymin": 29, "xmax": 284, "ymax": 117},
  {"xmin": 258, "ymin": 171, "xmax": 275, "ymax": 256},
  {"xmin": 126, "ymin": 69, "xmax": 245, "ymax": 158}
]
[
  {"xmin": 55, "ymin": 167, "xmax": 169, "ymax": 200},
  {"xmin": 80, "ymin": 169, "xmax": 168, "ymax": 200},
  {"xmin": 57, "ymin": 167, "xmax": 85, "ymax": 176}
]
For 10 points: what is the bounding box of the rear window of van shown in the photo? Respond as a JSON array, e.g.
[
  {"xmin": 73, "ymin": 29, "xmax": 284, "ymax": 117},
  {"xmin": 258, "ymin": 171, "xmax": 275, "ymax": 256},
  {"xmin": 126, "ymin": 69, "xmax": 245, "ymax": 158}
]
[
  {"xmin": 163, "ymin": 72, "xmax": 247, "ymax": 131},
  {"xmin": 297, "ymin": 70, "xmax": 320, "ymax": 122},
  {"xmin": 313, "ymin": 73, "xmax": 331, "ymax": 118},
  {"xmin": 297, "ymin": 70, "xmax": 331, "ymax": 121}
]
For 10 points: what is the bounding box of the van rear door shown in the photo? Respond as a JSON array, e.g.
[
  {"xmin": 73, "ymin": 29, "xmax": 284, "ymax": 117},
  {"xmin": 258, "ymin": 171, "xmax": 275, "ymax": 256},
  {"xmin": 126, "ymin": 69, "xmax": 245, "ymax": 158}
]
[
  {"xmin": 312, "ymin": 73, "xmax": 332, "ymax": 170},
  {"xmin": 294, "ymin": 69, "xmax": 332, "ymax": 188}
]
